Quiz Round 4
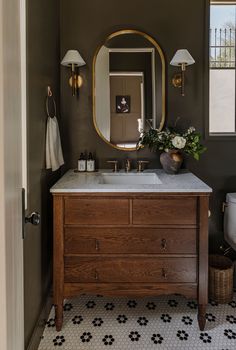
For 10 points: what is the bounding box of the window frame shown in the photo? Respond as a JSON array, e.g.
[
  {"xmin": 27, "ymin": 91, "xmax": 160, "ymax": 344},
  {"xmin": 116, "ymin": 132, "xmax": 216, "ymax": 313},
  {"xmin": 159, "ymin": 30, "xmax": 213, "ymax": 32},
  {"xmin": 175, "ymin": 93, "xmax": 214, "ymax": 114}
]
[{"xmin": 206, "ymin": 0, "xmax": 236, "ymax": 139}]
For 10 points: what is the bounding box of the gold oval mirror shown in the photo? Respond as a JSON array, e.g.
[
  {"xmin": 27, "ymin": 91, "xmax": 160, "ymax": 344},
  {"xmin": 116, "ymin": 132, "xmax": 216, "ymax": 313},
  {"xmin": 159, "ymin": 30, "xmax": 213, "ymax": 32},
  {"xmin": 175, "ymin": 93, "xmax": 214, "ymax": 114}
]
[{"xmin": 93, "ymin": 29, "xmax": 166, "ymax": 151}]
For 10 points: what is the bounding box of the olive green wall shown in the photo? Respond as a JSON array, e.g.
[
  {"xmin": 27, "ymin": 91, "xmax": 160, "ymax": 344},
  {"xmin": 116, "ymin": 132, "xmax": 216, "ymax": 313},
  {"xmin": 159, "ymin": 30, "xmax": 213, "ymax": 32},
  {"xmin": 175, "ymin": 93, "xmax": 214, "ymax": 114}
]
[
  {"xmin": 60, "ymin": 0, "xmax": 236, "ymax": 252},
  {"xmin": 25, "ymin": 0, "xmax": 60, "ymax": 347}
]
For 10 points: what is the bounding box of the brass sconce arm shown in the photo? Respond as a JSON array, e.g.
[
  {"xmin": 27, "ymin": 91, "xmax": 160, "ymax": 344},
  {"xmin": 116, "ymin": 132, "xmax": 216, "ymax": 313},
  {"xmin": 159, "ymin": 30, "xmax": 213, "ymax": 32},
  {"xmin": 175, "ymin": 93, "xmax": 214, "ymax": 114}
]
[
  {"xmin": 170, "ymin": 49, "xmax": 195, "ymax": 97},
  {"xmin": 61, "ymin": 49, "xmax": 86, "ymax": 96},
  {"xmin": 71, "ymin": 63, "xmax": 76, "ymax": 96}
]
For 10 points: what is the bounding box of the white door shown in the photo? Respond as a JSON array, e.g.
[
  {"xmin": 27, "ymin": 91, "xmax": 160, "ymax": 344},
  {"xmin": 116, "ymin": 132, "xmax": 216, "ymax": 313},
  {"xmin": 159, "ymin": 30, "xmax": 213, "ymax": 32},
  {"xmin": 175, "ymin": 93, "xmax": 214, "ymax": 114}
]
[{"xmin": 0, "ymin": 0, "xmax": 24, "ymax": 349}]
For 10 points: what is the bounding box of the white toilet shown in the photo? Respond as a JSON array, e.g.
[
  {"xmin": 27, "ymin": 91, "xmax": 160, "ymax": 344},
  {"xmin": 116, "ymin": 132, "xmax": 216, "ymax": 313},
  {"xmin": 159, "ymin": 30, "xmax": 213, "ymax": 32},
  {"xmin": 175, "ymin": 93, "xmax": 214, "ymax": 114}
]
[
  {"xmin": 224, "ymin": 193, "xmax": 236, "ymax": 288},
  {"xmin": 224, "ymin": 193, "xmax": 236, "ymax": 251}
]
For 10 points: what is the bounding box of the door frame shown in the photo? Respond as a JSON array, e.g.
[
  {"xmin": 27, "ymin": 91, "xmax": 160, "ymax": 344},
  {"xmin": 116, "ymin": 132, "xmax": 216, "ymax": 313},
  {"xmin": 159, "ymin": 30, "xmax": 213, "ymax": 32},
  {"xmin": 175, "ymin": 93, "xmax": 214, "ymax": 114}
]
[
  {"xmin": 0, "ymin": 0, "xmax": 25, "ymax": 349},
  {"xmin": 109, "ymin": 48, "xmax": 156, "ymax": 127}
]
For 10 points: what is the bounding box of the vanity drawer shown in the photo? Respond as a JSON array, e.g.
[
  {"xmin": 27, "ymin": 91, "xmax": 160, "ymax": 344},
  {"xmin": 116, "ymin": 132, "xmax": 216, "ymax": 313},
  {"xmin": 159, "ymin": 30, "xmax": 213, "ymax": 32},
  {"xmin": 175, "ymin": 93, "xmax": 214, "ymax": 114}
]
[
  {"xmin": 64, "ymin": 227, "xmax": 197, "ymax": 254},
  {"xmin": 64, "ymin": 257, "xmax": 197, "ymax": 283},
  {"xmin": 64, "ymin": 198, "xmax": 130, "ymax": 225},
  {"xmin": 133, "ymin": 197, "xmax": 197, "ymax": 225}
]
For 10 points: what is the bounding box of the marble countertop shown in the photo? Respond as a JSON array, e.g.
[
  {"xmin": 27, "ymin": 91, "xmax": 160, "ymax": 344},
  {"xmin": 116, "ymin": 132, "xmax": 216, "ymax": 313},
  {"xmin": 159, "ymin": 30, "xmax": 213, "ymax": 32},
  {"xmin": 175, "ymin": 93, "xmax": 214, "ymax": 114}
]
[{"xmin": 50, "ymin": 169, "xmax": 212, "ymax": 193}]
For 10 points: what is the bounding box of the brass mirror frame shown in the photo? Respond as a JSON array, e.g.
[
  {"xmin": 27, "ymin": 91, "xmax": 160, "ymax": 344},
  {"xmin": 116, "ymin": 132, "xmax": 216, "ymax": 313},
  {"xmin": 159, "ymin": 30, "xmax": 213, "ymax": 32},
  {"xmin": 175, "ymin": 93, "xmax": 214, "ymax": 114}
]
[{"xmin": 92, "ymin": 29, "xmax": 166, "ymax": 151}]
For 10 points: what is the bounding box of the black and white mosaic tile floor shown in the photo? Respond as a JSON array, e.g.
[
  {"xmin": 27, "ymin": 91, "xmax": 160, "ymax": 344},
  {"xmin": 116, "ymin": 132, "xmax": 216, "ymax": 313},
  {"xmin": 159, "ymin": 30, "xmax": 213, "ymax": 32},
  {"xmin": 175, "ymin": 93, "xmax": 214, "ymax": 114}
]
[{"xmin": 38, "ymin": 293, "xmax": 236, "ymax": 350}]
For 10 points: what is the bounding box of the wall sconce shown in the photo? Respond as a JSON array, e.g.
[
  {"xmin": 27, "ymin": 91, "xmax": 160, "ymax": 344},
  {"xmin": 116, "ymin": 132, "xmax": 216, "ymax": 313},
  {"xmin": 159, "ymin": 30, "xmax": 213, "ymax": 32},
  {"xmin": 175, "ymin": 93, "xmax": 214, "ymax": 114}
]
[
  {"xmin": 170, "ymin": 49, "xmax": 195, "ymax": 96},
  {"xmin": 61, "ymin": 50, "xmax": 86, "ymax": 96}
]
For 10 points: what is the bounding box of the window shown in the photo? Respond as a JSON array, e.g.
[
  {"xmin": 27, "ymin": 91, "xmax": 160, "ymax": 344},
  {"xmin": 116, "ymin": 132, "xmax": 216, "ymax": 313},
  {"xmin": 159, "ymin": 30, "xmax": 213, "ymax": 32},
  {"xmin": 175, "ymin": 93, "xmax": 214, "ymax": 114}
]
[{"xmin": 209, "ymin": 1, "xmax": 236, "ymax": 134}]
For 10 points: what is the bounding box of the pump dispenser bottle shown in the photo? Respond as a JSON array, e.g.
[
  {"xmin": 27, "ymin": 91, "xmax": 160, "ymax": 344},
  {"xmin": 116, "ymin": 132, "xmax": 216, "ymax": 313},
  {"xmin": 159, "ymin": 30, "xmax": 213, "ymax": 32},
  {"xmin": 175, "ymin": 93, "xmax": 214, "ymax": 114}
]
[
  {"xmin": 78, "ymin": 153, "xmax": 86, "ymax": 172},
  {"xmin": 87, "ymin": 152, "xmax": 95, "ymax": 172}
]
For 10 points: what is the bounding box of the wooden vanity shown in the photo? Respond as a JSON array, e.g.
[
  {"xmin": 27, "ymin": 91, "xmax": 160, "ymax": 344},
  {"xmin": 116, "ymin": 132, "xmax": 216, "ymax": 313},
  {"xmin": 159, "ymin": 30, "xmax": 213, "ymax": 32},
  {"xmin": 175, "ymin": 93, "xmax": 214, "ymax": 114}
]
[{"xmin": 52, "ymin": 171, "xmax": 211, "ymax": 332}]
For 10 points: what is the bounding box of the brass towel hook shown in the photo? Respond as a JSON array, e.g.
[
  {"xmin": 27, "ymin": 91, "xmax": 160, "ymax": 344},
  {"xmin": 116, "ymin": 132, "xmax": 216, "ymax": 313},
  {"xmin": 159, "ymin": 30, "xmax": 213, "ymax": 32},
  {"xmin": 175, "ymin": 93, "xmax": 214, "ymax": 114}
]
[
  {"xmin": 46, "ymin": 86, "xmax": 56, "ymax": 118},
  {"xmin": 47, "ymin": 86, "xmax": 53, "ymax": 97}
]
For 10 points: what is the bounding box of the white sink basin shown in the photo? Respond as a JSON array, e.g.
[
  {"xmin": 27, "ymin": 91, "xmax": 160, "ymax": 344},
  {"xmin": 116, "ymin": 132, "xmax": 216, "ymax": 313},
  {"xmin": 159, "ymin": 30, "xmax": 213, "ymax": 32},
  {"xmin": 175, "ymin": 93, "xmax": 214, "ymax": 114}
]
[{"xmin": 99, "ymin": 172, "xmax": 162, "ymax": 185}]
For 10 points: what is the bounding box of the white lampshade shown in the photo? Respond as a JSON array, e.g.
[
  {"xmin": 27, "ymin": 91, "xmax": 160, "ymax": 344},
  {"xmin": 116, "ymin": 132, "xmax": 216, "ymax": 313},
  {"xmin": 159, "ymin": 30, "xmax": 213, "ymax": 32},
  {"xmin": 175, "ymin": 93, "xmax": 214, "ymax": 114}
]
[
  {"xmin": 61, "ymin": 50, "xmax": 86, "ymax": 67},
  {"xmin": 170, "ymin": 49, "xmax": 195, "ymax": 66}
]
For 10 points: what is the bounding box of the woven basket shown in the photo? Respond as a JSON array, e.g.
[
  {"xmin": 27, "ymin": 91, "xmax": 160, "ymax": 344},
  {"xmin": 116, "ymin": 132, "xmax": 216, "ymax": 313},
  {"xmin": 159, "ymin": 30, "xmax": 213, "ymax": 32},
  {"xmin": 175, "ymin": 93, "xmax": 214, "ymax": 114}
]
[{"xmin": 209, "ymin": 255, "xmax": 234, "ymax": 304}]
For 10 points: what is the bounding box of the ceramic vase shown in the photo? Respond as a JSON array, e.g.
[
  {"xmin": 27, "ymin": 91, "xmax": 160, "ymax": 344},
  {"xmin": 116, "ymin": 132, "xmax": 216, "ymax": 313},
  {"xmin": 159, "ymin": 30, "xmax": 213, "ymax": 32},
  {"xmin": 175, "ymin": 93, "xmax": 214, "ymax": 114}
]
[{"xmin": 160, "ymin": 150, "xmax": 183, "ymax": 175}]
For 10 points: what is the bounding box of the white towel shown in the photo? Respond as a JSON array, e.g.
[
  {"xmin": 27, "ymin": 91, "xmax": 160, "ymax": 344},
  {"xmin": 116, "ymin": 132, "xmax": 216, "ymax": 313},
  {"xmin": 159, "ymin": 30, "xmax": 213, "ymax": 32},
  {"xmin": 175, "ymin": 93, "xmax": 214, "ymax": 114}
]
[{"xmin": 46, "ymin": 116, "xmax": 64, "ymax": 171}]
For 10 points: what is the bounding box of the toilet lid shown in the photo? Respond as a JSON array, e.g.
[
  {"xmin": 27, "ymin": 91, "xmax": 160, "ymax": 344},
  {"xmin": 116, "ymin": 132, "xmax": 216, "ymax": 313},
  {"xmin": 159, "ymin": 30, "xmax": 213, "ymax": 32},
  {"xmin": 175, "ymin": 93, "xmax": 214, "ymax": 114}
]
[{"xmin": 226, "ymin": 193, "xmax": 236, "ymax": 203}]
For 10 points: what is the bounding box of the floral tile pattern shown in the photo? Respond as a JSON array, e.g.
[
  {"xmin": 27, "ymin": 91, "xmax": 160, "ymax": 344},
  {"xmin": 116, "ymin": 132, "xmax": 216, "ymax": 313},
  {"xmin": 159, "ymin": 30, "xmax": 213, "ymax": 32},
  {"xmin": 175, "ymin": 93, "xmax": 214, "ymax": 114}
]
[{"xmin": 38, "ymin": 293, "xmax": 236, "ymax": 350}]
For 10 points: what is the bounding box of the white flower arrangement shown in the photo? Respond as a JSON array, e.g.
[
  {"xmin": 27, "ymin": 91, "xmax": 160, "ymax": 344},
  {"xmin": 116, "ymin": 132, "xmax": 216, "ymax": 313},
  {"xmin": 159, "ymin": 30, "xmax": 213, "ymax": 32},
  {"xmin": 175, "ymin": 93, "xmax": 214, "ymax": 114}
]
[
  {"xmin": 172, "ymin": 136, "xmax": 186, "ymax": 149},
  {"xmin": 138, "ymin": 126, "xmax": 206, "ymax": 160}
]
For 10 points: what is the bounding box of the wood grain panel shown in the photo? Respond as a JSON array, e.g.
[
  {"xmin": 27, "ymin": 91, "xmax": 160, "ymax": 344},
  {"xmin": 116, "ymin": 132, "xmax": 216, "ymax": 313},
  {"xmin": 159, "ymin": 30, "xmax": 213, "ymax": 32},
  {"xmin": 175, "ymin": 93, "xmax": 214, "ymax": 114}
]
[
  {"xmin": 133, "ymin": 198, "xmax": 197, "ymax": 225},
  {"xmin": 64, "ymin": 257, "xmax": 197, "ymax": 283},
  {"xmin": 64, "ymin": 283, "xmax": 198, "ymax": 299},
  {"xmin": 64, "ymin": 227, "xmax": 197, "ymax": 254},
  {"xmin": 64, "ymin": 198, "xmax": 129, "ymax": 225},
  {"xmin": 53, "ymin": 192, "xmax": 210, "ymax": 331}
]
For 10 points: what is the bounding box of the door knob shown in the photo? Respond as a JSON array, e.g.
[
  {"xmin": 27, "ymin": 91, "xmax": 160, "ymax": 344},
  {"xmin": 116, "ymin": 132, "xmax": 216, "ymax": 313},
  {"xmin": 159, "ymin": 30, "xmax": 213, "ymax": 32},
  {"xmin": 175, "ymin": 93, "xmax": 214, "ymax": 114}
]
[{"xmin": 25, "ymin": 212, "xmax": 40, "ymax": 226}]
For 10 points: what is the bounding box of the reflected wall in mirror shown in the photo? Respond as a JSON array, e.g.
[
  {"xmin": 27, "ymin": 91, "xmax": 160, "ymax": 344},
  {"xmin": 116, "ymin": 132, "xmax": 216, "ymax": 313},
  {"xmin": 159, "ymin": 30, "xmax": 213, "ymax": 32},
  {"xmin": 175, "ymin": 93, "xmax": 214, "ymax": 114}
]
[{"xmin": 93, "ymin": 30, "xmax": 166, "ymax": 151}]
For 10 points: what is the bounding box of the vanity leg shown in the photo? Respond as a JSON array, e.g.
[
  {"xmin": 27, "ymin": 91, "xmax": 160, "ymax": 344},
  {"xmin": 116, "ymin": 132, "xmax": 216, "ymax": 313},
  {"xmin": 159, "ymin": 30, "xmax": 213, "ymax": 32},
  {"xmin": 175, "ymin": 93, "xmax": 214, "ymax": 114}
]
[
  {"xmin": 53, "ymin": 196, "xmax": 64, "ymax": 331},
  {"xmin": 198, "ymin": 304, "xmax": 206, "ymax": 331},
  {"xmin": 54, "ymin": 302, "xmax": 63, "ymax": 332},
  {"xmin": 198, "ymin": 196, "xmax": 209, "ymax": 331}
]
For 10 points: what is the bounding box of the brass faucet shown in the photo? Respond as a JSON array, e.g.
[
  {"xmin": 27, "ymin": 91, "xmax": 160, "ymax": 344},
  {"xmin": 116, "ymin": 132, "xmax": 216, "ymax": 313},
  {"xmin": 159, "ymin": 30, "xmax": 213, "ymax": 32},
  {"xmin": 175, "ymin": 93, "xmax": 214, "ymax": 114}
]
[
  {"xmin": 125, "ymin": 159, "xmax": 131, "ymax": 172},
  {"xmin": 107, "ymin": 160, "xmax": 119, "ymax": 172},
  {"xmin": 137, "ymin": 160, "xmax": 149, "ymax": 172}
]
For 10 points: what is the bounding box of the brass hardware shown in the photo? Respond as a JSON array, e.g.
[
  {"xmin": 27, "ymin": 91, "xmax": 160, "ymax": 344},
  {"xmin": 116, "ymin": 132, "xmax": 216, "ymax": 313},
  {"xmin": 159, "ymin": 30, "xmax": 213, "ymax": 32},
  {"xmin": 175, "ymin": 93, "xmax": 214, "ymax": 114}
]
[
  {"xmin": 46, "ymin": 86, "xmax": 57, "ymax": 119},
  {"xmin": 162, "ymin": 268, "xmax": 167, "ymax": 279},
  {"xmin": 222, "ymin": 202, "xmax": 228, "ymax": 212},
  {"xmin": 107, "ymin": 160, "xmax": 119, "ymax": 172},
  {"xmin": 95, "ymin": 239, "xmax": 100, "ymax": 251},
  {"xmin": 92, "ymin": 29, "xmax": 166, "ymax": 151},
  {"xmin": 47, "ymin": 86, "xmax": 53, "ymax": 97},
  {"xmin": 172, "ymin": 73, "xmax": 182, "ymax": 88},
  {"xmin": 137, "ymin": 160, "xmax": 149, "ymax": 172},
  {"xmin": 125, "ymin": 159, "xmax": 131, "ymax": 172},
  {"xmin": 94, "ymin": 270, "xmax": 99, "ymax": 280},
  {"xmin": 208, "ymin": 210, "xmax": 211, "ymax": 218},
  {"xmin": 161, "ymin": 238, "xmax": 167, "ymax": 251},
  {"xmin": 61, "ymin": 50, "xmax": 86, "ymax": 96},
  {"xmin": 171, "ymin": 62, "xmax": 187, "ymax": 96},
  {"xmin": 181, "ymin": 67, "xmax": 185, "ymax": 96},
  {"xmin": 170, "ymin": 49, "xmax": 195, "ymax": 97},
  {"xmin": 69, "ymin": 75, "xmax": 83, "ymax": 89}
]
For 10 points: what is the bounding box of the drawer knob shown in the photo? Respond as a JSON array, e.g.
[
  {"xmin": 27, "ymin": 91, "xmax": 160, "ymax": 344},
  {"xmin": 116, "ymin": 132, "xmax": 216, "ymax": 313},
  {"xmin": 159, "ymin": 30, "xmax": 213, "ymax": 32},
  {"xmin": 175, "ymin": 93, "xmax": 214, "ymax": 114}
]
[
  {"xmin": 94, "ymin": 270, "xmax": 99, "ymax": 280},
  {"xmin": 95, "ymin": 239, "xmax": 100, "ymax": 251},
  {"xmin": 161, "ymin": 239, "xmax": 167, "ymax": 251},
  {"xmin": 162, "ymin": 268, "xmax": 167, "ymax": 279}
]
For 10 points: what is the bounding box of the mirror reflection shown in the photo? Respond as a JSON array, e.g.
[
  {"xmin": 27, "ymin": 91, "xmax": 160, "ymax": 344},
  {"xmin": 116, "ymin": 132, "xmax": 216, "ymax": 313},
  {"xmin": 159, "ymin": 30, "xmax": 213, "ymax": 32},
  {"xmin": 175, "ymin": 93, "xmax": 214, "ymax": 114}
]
[{"xmin": 93, "ymin": 30, "xmax": 166, "ymax": 151}]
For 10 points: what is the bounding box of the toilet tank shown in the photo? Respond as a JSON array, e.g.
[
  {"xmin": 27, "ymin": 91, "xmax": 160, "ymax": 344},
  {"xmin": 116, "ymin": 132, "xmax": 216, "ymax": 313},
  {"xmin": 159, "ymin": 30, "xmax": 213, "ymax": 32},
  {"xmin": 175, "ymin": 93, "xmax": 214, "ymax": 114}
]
[{"xmin": 224, "ymin": 193, "xmax": 236, "ymax": 251}]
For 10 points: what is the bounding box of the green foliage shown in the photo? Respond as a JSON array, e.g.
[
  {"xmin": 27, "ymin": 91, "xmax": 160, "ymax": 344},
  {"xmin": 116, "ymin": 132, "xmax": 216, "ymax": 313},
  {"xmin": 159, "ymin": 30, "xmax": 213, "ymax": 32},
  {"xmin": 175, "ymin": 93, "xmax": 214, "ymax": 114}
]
[{"xmin": 137, "ymin": 126, "xmax": 207, "ymax": 161}]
